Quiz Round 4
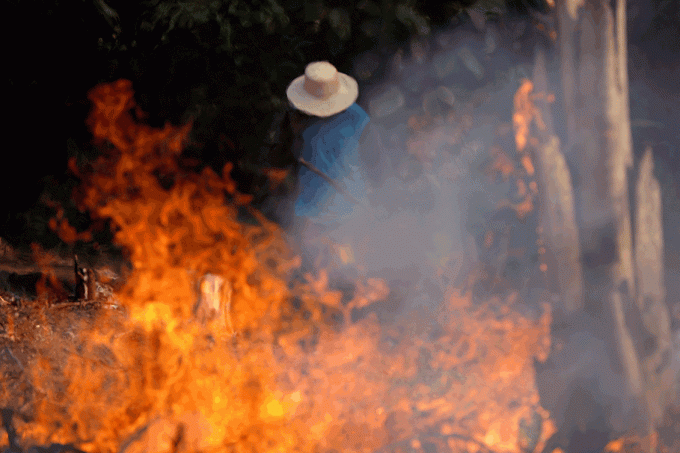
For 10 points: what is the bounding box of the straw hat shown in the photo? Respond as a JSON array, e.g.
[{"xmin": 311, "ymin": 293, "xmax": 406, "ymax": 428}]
[{"xmin": 286, "ymin": 61, "xmax": 358, "ymax": 117}]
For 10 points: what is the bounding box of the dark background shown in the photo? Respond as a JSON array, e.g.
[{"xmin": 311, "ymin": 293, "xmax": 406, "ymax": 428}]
[{"xmin": 3, "ymin": 0, "xmax": 678, "ymax": 251}]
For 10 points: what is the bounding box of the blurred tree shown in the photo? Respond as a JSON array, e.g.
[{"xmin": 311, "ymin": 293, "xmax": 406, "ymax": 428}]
[
  {"xmin": 6, "ymin": 0, "xmax": 669, "ymax": 243},
  {"xmin": 93, "ymin": 0, "xmax": 448, "ymax": 205},
  {"xmin": 532, "ymin": 1, "xmax": 677, "ymax": 452}
]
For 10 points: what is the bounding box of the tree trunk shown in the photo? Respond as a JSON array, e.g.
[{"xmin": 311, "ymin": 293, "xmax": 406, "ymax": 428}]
[
  {"xmin": 634, "ymin": 146, "xmax": 676, "ymax": 429},
  {"xmin": 531, "ymin": 49, "xmax": 584, "ymax": 324},
  {"xmin": 564, "ymin": 0, "xmax": 647, "ymax": 427},
  {"xmin": 533, "ymin": 0, "xmax": 675, "ymax": 451}
]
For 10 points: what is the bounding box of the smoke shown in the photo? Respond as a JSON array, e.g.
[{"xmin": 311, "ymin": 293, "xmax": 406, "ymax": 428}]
[
  {"xmin": 276, "ymin": 10, "xmax": 680, "ymax": 443},
  {"xmin": 296, "ymin": 26, "xmax": 538, "ymax": 321}
]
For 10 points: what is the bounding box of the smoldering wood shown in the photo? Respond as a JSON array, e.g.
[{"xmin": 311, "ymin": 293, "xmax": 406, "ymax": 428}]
[{"xmin": 74, "ymin": 255, "xmax": 97, "ymax": 302}]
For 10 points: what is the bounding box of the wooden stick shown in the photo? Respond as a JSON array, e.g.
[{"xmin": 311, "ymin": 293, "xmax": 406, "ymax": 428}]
[{"xmin": 297, "ymin": 157, "xmax": 367, "ymax": 207}]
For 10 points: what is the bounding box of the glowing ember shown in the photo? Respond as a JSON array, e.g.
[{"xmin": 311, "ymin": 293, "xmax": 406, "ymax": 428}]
[{"xmin": 11, "ymin": 80, "xmax": 557, "ymax": 453}]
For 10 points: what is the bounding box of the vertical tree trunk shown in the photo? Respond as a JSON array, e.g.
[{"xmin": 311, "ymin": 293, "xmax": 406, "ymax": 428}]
[
  {"xmin": 557, "ymin": 0, "xmax": 579, "ymax": 150},
  {"xmin": 557, "ymin": 1, "xmax": 645, "ymax": 429},
  {"xmin": 531, "ymin": 49, "xmax": 584, "ymax": 324},
  {"xmin": 535, "ymin": 0, "xmax": 674, "ymax": 450},
  {"xmin": 634, "ymin": 146, "xmax": 676, "ymax": 428}
]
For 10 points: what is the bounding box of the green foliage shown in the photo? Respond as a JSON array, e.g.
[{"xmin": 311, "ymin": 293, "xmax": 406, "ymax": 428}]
[
  {"xmin": 328, "ymin": 7, "xmax": 351, "ymax": 41},
  {"xmin": 469, "ymin": 0, "xmax": 507, "ymax": 16},
  {"xmin": 395, "ymin": 3, "xmax": 430, "ymax": 36},
  {"xmin": 141, "ymin": 0, "xmax": 290, "ymax": 48},
  {"xmin": 87, "ymin": 0, "xmax": 497, "ymax": 213}
]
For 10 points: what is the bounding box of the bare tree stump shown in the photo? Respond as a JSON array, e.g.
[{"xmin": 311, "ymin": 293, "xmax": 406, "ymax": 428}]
[{"xmin": 634, "ymin": 146, "xmax": 676, "ymax": 427}]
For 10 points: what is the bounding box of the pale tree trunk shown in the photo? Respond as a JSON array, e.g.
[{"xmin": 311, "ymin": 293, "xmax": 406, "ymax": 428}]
[
  {"xmin": 634, "ymin": 147, "xmax": 676, "ymax": 429},
  {"xmin": 561, "ymin": 0, "xmax": 644, "ymax": 427},
  {"xmin": 532, "ymin": 0, "xmax": 675, "ymax": 451},
  {"xmin": 531, "ymin": 49, "xmax": 584, "ymax": 324}
]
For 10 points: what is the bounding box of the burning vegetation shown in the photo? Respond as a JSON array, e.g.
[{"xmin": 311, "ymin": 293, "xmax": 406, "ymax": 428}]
[
  {"xmin": 3, "ymin": 6, "xmax": 679, "ymax": 447},
  {"xmin": 3, "ymin": 0, "xmax": 680, "ymax": 451},
  {"xmin": 0, "ymin": 79, "xmax": 561, "ymax": 453}
]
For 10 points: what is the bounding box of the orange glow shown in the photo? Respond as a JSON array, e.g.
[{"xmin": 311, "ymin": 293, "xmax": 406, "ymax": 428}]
[
  {"xmin": 513, "ymin": 80, "xmax": 534, "ymax": 152},
  {"xmin": 508, "ymin": 79, "xmax": 547, "ymax": 219},
  {"xmin": 514, "ymin": 197, "xmax": 534, "ymax": 220},
  {"xmin": 517, "ymin": 178, "xmax": 527, "ymax": 197},
  {"xmin": 484, "ymin": 230, "xmax": 495, "ymax": 249},
  {"xmin": 605, "ymin": 438, "xmax": 625, "ymax": 452},
  {"xmin": 521, "ymin": 154, "xmax": 535, "ymax": 176},
  {"xmin": 262, "ymin": 167, "xmax": 290, "ymax": 189},
  {"xmin": 48, "ymin": 206, "xmax": 93, "ymax": 243},
  {"xmin": 488, "ymin": 146, "xmax": 516, "ymax": 181},
  {"xmin": 14, "ymin": 80, "xmax": 557, "ymax": 453},
  {"xmin": 262, "ymin": 398, "xmax": 285, "ymax": 419},
  {"xmin": 513, "ymin": 78, "xmax": 553, "ymax": 154}
]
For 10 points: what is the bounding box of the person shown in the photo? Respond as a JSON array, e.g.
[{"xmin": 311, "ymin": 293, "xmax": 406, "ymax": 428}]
[
  {"xmin": 284, "ymin": 61, "xmax": 381, "ymax": 273},
  {"xmin": 282, "ymin": 62, "xmax": 452, "ymax": 313}
]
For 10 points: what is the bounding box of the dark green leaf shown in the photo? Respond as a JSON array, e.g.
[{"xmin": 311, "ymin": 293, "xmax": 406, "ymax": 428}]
[
  {"xmin": 395, "ymin": 4, "xmax": 430, "ymax": 36},
  {"xmin": 360, "ymin": 19, "xmax": 379, "ymax": 38},
  {"xmin": 358, "ymin": 0, "xmax": 380, "ymax": 17},
  {"xmin": 220, "ymin": 21, "xmax": 233, "ymax": 50},
  {"xmin": 303, "ymin": 1, "xmax": 324, "ymax": 22},
  {"xmin": 328, "ymin": 8, "xmax": 351, "ymax": 41},
  {"xmin": 468, "ymin": 0, "xmax": 506, "ymax": 16}
]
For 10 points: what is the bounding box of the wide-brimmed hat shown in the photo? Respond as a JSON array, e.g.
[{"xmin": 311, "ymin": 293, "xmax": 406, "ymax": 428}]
[{"xmin": 286, "ymin": 61, "xmax": 358, "ymax": 117}]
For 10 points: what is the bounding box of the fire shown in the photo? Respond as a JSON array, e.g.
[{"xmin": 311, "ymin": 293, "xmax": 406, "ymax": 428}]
[
  {"xmin": 512, "ymin": 79, "xmax": 553, "ymax": 154},
  {"xmin": 492, "ymin": 79, "xmax": 554, "ymax": 220},
  {"xmin": 9, "ymin": 80, "xmax": 558, "ymax": 453},
  {"xmin": 262, "ymin": 167, "xmax": 290, "ymax": 189}
]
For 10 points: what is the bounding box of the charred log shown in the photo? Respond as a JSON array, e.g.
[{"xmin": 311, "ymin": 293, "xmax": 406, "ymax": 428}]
[{"xmin": 74, "ymin": 255, "xmax": 97, "ymax": 302}]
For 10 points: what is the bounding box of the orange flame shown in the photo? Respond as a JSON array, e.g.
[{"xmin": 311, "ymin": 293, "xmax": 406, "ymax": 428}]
[
  {"xmin": 262, "ymin": 167, "xmax": 290, "ymax": 189},
  {"xmin": 507, "ymin": 79, "xmax": 554, "ymax": 219},
  {"xmin": 512, "ymin": 80, "xmax": 535, "ymax": 153},
  {"xmin": 14, "ymin": 80, "xmax": 557, "ymax": 453},
  {"xmin": 488, "ymin": 146, "xmax": 516, "ymax": 181},
  {"xmin": 512, "ymin": 79, "xmax": 553, "ymax": 154}
]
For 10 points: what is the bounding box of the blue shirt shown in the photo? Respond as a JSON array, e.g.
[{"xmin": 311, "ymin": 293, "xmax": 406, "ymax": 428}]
[{"xmin": 294, "ymin": 103, "xmax": 371, "ymax": 227}]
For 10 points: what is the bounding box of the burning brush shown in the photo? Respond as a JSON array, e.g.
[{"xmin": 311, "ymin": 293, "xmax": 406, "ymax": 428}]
[{"xmin": 1, "ymin": 79, "xmax": 560, "ymax": 453}]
